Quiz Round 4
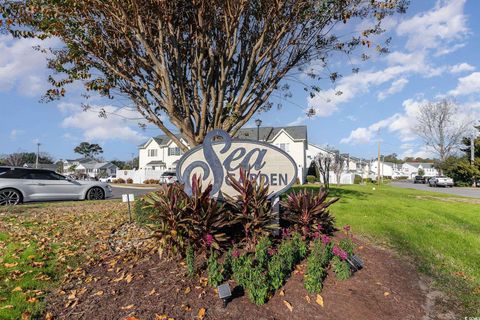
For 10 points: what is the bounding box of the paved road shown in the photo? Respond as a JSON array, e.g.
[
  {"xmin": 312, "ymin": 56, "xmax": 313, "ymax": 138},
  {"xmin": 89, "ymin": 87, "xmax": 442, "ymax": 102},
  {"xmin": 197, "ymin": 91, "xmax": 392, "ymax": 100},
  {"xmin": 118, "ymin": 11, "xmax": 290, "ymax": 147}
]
[
  {"xmin": 390, "ymin": 181, "xmax": 480, "ymax": 198},
  {"xmin": 110, "ymin": 185, "xmax": 159, "ymax": 199}
]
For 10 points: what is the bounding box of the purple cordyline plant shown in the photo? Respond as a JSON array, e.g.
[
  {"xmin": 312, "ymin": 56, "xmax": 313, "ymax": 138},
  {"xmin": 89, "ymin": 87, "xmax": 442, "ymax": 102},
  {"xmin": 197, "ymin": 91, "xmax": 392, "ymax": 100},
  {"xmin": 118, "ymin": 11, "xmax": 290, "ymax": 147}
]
[
  {"xmin": 204, "ymin": 233, "xmax": 214, "ymax": 247},
  {"xmin": 332, "ymin": 245, "xmax": 348, "ymax": 260}
]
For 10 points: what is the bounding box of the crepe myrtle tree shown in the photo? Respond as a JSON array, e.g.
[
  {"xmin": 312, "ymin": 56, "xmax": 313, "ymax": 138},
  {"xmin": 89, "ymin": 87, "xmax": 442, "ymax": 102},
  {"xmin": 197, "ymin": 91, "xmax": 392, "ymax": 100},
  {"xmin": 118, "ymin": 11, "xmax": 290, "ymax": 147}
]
[{"xmin": 0, "ymin": 0, "xmax": 407, "ymax": 151}]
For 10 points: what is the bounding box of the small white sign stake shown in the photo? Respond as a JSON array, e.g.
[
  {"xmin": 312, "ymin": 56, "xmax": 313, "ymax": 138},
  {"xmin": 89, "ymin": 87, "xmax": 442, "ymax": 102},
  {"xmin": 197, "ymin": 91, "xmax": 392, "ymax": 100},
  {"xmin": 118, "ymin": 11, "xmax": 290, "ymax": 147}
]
[{"xmin": 122, "ymin": 194, "xmax": 135, "ymax": 223}]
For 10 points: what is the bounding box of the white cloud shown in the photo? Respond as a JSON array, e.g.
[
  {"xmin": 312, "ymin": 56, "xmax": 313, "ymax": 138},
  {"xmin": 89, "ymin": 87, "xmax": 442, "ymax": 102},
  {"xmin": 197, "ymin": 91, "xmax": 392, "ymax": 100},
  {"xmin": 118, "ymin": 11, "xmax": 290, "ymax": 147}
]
[
  {"xmin": 377, "ymin": 78, "xmax": 409, "ymax": 101},
  {"xmin": 449, "ymin": 63, "xmax": 475, "ymax": 74},
  {"xmin": 448, "ymin": 72, "xmax": 480, "ymax": 96},
  {"xmin": 396, "ymin": 0, "xmax": 468, "ymax": 55},
  {"xmin": 10, "ymin": 129, "xmax": 24, "ymax": 140},
  {"xmin": 0, "ymin": 35, "xmax": 58, "ymax": 96},
  {"xmin": 60, "ymin": 104, "xmax": 148, "ymax": 143}
]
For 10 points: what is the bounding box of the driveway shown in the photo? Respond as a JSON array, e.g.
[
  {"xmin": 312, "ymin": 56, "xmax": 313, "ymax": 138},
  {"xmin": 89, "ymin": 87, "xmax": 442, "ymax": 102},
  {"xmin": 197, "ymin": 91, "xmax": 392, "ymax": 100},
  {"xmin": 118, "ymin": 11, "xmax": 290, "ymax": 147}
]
[
  {"xmin": 390, "ymin": 181, "xmax": 480, "ymax": 198},
  {"xmin": 110, "ymin": 185, "xmax": 159, "ymax": 199}
]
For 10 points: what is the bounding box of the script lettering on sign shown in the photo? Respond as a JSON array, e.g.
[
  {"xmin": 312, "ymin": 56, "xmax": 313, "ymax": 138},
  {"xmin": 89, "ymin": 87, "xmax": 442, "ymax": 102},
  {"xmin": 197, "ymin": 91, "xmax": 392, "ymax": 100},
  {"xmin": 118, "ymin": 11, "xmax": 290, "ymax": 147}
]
[{"xmin": 176, "ymin": 130, "xmax": 297, "ymax": 198}]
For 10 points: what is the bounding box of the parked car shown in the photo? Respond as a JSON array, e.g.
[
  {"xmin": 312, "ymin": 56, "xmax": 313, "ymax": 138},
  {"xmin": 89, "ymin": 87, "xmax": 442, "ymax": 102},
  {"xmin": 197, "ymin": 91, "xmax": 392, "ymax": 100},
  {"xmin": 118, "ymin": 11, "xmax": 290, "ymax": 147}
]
[
  {"xmin": 0, "ymin": 168, "xmax": 112, "ymax": 206},
  {"xmin": 99, "ymin": 175, "xmax": 116, "ymax": 183},
  {"xmin": 159, "ymin": 171, "xmax": 178, "ymax": 185},
  {"xmin": 428, "ymin": 176, "xmax": 454, "ymax": 188},
  {"xmin": 0, "ymin": 167, "xmax": 12, "ymax": 176},
  {"xmin": 413, "ymin": 175, "xmax": 427, "ymax": 184}
]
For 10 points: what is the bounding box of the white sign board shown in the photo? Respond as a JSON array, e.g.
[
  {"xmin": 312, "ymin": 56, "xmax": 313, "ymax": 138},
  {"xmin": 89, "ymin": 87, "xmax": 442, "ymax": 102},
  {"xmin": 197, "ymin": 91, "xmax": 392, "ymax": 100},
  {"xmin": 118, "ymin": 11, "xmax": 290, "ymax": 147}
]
[
  {"xmin": 177, "ymin": 130, "xmax": 297, "ymax": 198},
  {"xmin": 122, "ymin": 194, "xmax": 135, "ymax": 202}
]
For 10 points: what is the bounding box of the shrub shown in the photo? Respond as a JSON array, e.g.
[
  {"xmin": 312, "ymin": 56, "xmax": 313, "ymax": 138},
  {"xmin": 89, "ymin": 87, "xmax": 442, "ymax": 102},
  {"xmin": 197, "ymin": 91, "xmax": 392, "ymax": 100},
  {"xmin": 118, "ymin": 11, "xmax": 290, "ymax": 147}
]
[
  {"xmin": 353, "ymin": 175, "xmax": 362, "ymax": 184},
  {"xmin": 232, "ymin": 253, "xmax": 269, "ymax": 305},
  {"xmin": 332, "ymin": 256, "xmax": 351, "ymax": 280},
  {"xmin": 143, "ymin": 183, "xmax": 190, "ymax": 257},
  {"xmin": 339, "ymin": 237, "xmax": 355, "ymax": 256},
  {"xmin": 143, "ymin": 175, "xmax": 229, "ymax": 256},
  {"xmin": 225, "ymin": 168, "xmax": 279, "ymax": 247},
  {"xmin": 255, "ymin": 236, "xmax": 271, "ymax": 269},
  {"xmin": 186, "ymin": 245, "xmax": 195, "ymax": 277},
  {"xmin": 304, "ymin": 240, "xmax": 327, "ymax": 294},
  {"xmin": 116, "ymin": 178, "xmax": 126, "ymax": 184},
  {"xmin": 267, "ymin": 235, "xmax": 304, "ymax": 290},
  {"xmin": 245, "ymin": 265, "xmax": 269, "ymax": 305},
  {"xmin": 207, "ymin": 251, "xmax": 223, "ymax": 287},
  {"xmin": 267, "ymin": 253, "xmax": 285, "ymax": 290},
  {"xmin": 126, "ymin": 178, "xmax": 133, "ymax": 184},
  {"xmin": 281, "ymin": 188, "xmax": 339, "ymax": 237},
  {"xmin": 306, "ymin": 175, "xmax": 316, "ymax": 183}
]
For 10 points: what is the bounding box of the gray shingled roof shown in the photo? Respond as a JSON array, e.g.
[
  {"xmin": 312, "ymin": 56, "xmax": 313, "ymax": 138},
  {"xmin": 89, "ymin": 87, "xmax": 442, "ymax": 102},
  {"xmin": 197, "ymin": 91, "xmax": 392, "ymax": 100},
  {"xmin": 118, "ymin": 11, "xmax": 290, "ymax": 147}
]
[{"xmin": 140, "ymin": 126, "xmax": 307, "ymax": 148}]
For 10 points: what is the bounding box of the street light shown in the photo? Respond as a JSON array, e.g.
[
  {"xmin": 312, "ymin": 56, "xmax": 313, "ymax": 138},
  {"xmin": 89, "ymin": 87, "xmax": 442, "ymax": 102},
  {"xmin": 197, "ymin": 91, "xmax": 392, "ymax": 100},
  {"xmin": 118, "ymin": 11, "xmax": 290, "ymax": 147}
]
[{"xmin": 255, "ymin": 119, "xmax": 262, "ymax": 141}]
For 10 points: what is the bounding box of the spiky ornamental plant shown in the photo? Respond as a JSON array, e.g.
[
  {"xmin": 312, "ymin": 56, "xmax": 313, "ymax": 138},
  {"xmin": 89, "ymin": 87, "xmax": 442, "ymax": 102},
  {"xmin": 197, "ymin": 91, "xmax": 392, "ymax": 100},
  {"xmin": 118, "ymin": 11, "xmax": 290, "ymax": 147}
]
[
  {"xmin": 225, "ymin": 168, "xmax": 279, "ymax": 248},
  {"xmin": 281, "ymin": 188, "xmax": 339, "ymax": 237},
  {"xmin": 185, "ymin": 175, "xmax": 230, "ymax": 252},
  {"xmin": 143, "ymin": 183, "xmax": 191, "ymax": 258}
]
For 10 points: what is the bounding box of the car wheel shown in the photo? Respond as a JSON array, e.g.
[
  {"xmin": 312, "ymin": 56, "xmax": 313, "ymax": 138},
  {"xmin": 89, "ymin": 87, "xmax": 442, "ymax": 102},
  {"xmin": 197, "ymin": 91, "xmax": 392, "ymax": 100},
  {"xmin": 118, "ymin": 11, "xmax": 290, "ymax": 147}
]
[
  {"xmin": 86, "ymin": 187, "xmax": 105, "ymax": 201},
  {"xmin": 0, "ymin": 188, "xmax": 22, "ymax": 206}
]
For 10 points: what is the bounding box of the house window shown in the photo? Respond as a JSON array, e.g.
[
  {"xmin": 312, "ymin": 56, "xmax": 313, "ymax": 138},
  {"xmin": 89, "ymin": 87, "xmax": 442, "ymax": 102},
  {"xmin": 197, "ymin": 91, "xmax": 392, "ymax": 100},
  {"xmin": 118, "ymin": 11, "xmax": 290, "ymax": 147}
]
[
  {"xmin": 168, "ymin": 147, "xmax": 182, "ymax": 156},
  {"xmin": 148, "ymin": 149, "xmax": 158, "ymax": 157},
  {"xmin": 276, "ymin": 143, "xmax": 290, "ymax": 152}
]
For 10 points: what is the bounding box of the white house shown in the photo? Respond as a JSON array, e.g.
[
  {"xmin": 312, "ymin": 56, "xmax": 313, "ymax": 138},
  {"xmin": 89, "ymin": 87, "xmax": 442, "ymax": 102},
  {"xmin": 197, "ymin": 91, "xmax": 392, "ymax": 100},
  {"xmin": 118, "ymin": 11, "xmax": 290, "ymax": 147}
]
[
  {"xmin": 401, "ymin": 162, "xmax": 438, "ymax": 179},
  {"xmin": 75, "ymin": 162, "xmax": 118, "ymax": 178},
  {"xmin": 137, "ymin": 126, "xmax": 308, "ymax": 183}
]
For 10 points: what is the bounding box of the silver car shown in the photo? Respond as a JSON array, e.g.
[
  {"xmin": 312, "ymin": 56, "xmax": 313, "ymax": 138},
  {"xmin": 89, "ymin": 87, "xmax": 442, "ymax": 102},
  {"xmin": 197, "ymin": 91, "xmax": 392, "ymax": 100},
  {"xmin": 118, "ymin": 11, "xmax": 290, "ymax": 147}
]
[{"xmin": 0, "ymin": 168, "xmax": 112, "ymax": 206}]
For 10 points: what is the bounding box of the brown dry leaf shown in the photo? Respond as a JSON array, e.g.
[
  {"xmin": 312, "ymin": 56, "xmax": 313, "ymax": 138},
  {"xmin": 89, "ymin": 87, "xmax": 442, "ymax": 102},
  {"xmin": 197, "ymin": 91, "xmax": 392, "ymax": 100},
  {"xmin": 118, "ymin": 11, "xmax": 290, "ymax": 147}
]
[
  {"xmin": 121, "ymin": 304, "xmax": 135, "ymax": 310},
  {"xmin": 93, "ymin": 290, "xmax": 104, "ymax": 296},
  {"xmin": 21, "ymin": 312, "xmax": 31, "ymax": 320},
  {"xmin": 305, "ymin": 295, "xmax": 311, "ymax": 304},
  {"xmin": 4, "ymin": 262, "xmax": 18, "ymax": 268},
  {"xmin": 27, "ymin": 297, "xmax": 37, "ymax": 303},
  {"xmin": 197, "ymin": 307, "xmax": 206, "ymax": 319},
  {"xmin": 148, "ymin": 288, "xmax": 156, "ymax": 296},
  {"xmin": 283, "ymin": 300, "xmax": 293, "ymax": 312},
  {"xmin": 184, "ymin": 287, "xmax": 191, "ymax": 294},
  {"xmin": 316, "ymin": 294, "xmax": 324, "ymax": 307},
  {"xmin": 125, "ymin": 317, "xmax": 140, "ymax": 320},
  {"xmin": 384, "ymin": 292, "xmax": 390, "ymax": 297},
  {"xmin": 67, "ymin": 290, "xmax": 76, "ymax": 300},
  {"xmin": 44, "ymin": 312, "xmax": 54, "ymax": 320},
  {"xmin": 125, "ymin": 273, "xmax": 133, "ymax": 283},
  {"xmin": 279, "ymin": 289, "xmax": 285, "ymax": 296},
  {"xmin": 12, "ymin": 286, "xmax": 23, "ymax": 292}
]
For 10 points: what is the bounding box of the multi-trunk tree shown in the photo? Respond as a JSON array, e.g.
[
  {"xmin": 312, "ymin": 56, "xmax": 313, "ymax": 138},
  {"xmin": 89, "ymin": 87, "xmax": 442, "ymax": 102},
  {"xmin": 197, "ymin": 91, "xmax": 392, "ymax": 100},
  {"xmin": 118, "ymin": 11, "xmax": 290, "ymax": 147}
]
[{"xmin": 1, "ymin": 0, "xmax": 407, "ymax": 150}]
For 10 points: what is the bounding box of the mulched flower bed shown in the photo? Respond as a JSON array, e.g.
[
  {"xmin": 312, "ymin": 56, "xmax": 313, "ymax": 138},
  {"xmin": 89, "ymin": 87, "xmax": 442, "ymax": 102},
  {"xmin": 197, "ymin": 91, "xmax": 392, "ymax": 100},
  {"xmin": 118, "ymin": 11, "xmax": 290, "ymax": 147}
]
[{"xmin": 45, "ymin": 232, "xmax": 454, "ymax": 320}]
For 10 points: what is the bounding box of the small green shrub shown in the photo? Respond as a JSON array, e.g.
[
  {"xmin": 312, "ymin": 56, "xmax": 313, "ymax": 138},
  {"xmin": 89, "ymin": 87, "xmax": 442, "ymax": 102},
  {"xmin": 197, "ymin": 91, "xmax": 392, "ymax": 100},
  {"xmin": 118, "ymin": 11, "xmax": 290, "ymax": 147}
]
[
  {"xmin": 353, "ymin": 175, "xmax": 362, "ymax": 184},
  {"xmin": 292, "ymin": 232, "xmax": 308, "ymax": 259},
  {"xmin": 332, "ymin": 256, "xmax": 351, "ymax": 280},
  {"xmin": 133, "ymin": 198, "xmax": 156, "ymax": 224},
  {"xmin": 306, "ymin": 175, "xmax": 316, "ymax": 183},
  {"xmin": 255, "ymin": 236, "xmax": 271, "ymax": 269},
  {"xmin": 339, "ymin": 237, "xmax": 355, "ymax": 255},
  {"xmin": 303, "ymin": 239, "xmax": 331, "ymax": 293},
  {"xmin": 186, "ymin": 245, "xmax": 195, "ymax": 277},
  {"xmin": 267, "ymin": 253, "xmax": 286, "ymax": 290},
  {"xmin": 232, "ymin": 254, "xmax": 254, "ymax": 288},
  {"xmin": 207, "ymin": 251, "xmax": 223, "ymax": 287},
  {"xmin": 245, "ymin": 265, "xmax": 269, "ymax": 305}
]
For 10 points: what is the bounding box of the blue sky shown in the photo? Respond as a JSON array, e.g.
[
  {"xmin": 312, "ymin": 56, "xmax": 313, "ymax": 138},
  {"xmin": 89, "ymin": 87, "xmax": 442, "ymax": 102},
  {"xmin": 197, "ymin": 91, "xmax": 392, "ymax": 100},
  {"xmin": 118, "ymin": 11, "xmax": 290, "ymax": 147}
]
[{"xmin": 1, "ymin": 0, "xmax": 480, "ymax": 161}]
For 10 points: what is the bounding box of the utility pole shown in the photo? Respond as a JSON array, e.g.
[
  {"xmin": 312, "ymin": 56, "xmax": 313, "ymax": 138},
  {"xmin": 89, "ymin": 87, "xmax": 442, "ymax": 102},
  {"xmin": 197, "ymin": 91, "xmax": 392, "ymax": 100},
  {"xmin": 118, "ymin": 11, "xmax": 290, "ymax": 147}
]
[
  {"xmin": 35, "ymin": 142, "xmax": 41, "ymax": 169},
  {"xmin": 377, "ymin": 141, "xmax": 381, "ymax": 186},
  {"xmin": 471, "ymin": 133, "xmax": 475, "ymax": 165}
]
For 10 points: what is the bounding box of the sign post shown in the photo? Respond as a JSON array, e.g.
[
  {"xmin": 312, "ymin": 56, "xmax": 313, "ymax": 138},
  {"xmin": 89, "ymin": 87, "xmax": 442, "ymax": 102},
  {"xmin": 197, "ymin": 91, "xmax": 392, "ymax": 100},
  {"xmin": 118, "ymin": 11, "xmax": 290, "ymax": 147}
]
[{"xmin": 122, "ymin": 194, "xmax": 135, "ymax": 223}]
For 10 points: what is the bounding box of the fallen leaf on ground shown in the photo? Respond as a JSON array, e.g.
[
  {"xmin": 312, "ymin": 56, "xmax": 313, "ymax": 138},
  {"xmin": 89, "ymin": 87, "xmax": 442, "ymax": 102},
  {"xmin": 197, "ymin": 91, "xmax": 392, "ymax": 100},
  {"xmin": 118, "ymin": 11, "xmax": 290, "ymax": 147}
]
[
  {"xmin": 0, "ymin": 305, "xmax": 14, "ymax": 310},
  {"xmin": 4, "ymin": 262, "xmax": 18, "ymax": 268},
  {"xmin": 279, "ymin": 289, "xmax": 285, "ymax": 296},
  {"xmin": 125, "ymin": 273, "xmax": 133, "ymax": 283},
  {"xmin": 316, "ymin": 294, "xmax": 324, "ymax": 307},
  {"xmin": 93, "ymin": 290, "xmax": 104, "ymax": 296},
  {"xmin": 305, "ymin": 295, "xmax": 311, "ymax": 304},
  {"xmin": 197, "ymin": 307, "xmax": 206, "ymax": 319},
  {"xmin": 148, "ymin": 288, "xmax": 156, "ymax": 296},
  {"xmin": 184, "ymin": 287, "xmax": 191, "ymax": 294},
  {"xmin": 27, "ymin": 297, "xmax": 37, "ymax": 303},
  {"xmin": 283, "ymin": 300, "xmax": 293, "ymax": 312},
  {"xmin": 121, "ymin": 304, "xmax": 135, "ymax": 310},
  {"xmin": 384, "ymin": 292, "xmax": 390, "ymax": 297},
  {"xmin": 12, "ymin": 286, "xmax": 23, "ymax": 292}
]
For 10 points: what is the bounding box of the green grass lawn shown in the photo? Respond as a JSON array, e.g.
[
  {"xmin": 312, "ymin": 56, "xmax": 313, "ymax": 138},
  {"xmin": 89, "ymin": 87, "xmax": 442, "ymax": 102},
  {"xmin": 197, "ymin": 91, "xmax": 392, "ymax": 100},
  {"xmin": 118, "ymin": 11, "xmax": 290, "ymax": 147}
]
[{"xmin": 292, "ymin": 184, "xmax": 480, "ymax": 315}]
